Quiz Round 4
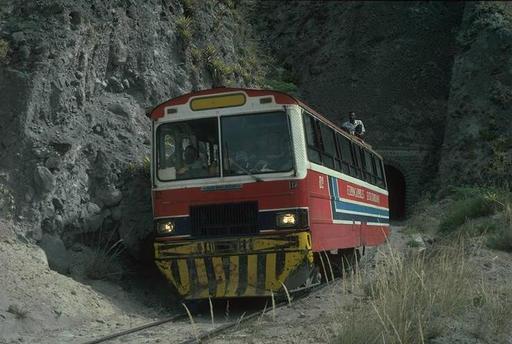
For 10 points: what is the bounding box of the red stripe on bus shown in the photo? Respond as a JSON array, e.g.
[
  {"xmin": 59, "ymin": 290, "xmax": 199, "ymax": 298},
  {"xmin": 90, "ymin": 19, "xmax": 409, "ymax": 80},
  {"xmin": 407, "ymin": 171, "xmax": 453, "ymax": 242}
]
[{"xmin": 153, "ymin": 179, "xmax": 308, "ymax": 217}]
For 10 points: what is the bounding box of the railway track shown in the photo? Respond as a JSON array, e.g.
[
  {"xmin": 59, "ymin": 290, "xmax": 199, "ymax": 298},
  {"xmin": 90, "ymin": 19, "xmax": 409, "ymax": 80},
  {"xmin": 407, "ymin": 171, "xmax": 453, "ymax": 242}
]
[{"xmin": 83, "ymin": 277, "xmax": 338, "ymax": 344}]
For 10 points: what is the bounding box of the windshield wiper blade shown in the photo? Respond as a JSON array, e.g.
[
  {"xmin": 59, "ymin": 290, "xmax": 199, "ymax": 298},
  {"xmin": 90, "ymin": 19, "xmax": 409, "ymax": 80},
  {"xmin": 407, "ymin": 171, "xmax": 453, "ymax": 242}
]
[
  {"xmin": 228, "ymin": 158, "xmax": 263, "ymax": 182},
  {"xmin": 224, "ymin": 143, "xmax": 263, "ymax": 182}
]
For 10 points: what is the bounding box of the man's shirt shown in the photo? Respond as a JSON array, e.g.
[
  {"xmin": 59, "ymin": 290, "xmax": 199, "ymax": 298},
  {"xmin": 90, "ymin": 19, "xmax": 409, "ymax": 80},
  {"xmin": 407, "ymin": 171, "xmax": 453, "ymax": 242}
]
[{"xmin": 342, "ymin": 120, "xmax": 366, "ymax": 135}]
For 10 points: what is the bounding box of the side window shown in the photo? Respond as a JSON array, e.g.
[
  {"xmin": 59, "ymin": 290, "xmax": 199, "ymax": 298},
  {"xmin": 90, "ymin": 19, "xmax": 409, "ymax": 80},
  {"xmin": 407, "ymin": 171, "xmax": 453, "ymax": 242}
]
[
  {"xmin": 351, "ymin": 144, "xmax": 363, "ymax": 178},
  {"xmin": 319, "ymin": 123, "xmax": 336, "ymax": 169},
  {"xmin": 362, "ymin": 149, "xmax": 374, "ymax": 184},
  {"xmin": 337, "ymin": 134, "xmax": 352, "ymax": 175},
  {"xmin": 303, "ymin": 114, "xmax": 322, "ymax": 165},
  {"xmin": 375, "ymin": 156, "xmax": 386, "ymax": 188}
]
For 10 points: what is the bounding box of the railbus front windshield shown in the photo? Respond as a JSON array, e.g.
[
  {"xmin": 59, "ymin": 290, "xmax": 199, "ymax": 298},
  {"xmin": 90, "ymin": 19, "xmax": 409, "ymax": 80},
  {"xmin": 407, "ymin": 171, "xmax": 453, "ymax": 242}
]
[{"xmin": 156, "ymin": 111, "xmax": 294, "ymax": 181}]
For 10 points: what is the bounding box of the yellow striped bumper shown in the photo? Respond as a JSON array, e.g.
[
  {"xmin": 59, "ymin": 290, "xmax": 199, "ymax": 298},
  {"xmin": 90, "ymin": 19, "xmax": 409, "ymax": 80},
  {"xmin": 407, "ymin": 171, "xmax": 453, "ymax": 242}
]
[{"xmin": 154, "ymin": 231, "xmax": 314, "ymax": 299}]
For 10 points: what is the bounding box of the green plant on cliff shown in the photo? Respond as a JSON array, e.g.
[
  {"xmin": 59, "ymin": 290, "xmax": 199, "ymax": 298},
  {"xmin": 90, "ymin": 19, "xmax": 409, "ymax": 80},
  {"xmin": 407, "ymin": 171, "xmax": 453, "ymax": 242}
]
[
  {"xmin": 264, "ymin": 79, "xmax": 298, "ymax": 94},
  {"xmin": 176, "ymin": 16, "xmax": 194, "ymax": 43},
  {"xmin": 439, "ymin": 188, "xmax": 495, "ymax": 233},
  {"xmin": 207, "ymin": 57, "xmax": 235, "ymax": 85},
  {"xmin": 485, "ymin": 136, "xmax": 512, "ymax": 185},
  {"xmin": 485, "ymin": 192, "xmax": 512, "ymax": 252},
  {"xmin": 0, "ymin": 39, "xmax": 9, "ymax": 63},
  {"xmin": 190, "ymin": 47, "xmax": 202, "ymax": 65},
  {"xmin": 142, "ymin": 156, "xmax": 151, "ymax": 177},
  {"xmin": 203, "ymin": 44, "xmax": 217, "ymax": 63},
  {"xmin": 261, "ymin": 66, "xmax": 299, "ymax": 95},
  {"xmin": 432, "ymin": 186, "xmax": 512, "ymax": 252}
]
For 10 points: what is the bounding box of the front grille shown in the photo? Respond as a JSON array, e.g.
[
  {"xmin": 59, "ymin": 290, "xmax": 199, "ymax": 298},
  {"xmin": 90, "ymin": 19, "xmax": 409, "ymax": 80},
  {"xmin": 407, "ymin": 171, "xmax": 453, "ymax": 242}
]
[{"xmin": 190, "ymin": 201, "xmax": 258, "ymax": 237}]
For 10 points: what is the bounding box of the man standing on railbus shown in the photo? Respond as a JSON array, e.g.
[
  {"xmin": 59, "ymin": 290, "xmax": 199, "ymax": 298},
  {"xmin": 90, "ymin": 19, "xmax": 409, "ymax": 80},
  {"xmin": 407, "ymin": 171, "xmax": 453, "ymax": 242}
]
[{"xmin": 342, "ymin": 111, "xmax": 366, "ymax": 139}]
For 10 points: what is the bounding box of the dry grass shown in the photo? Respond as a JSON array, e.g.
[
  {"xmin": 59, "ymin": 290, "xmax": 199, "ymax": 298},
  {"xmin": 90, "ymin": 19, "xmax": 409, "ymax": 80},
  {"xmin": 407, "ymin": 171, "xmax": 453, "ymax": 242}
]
[
  {"xmin": 334, "ymin": 239, "xmax": 512, "ymax": 343},
  {"xmin": 182, "ymin": 302, "xmax": 199, "ymax": 341},
  {"xmin": 85, "ymin": 238, "xmax": 125, "ymax": 280}
]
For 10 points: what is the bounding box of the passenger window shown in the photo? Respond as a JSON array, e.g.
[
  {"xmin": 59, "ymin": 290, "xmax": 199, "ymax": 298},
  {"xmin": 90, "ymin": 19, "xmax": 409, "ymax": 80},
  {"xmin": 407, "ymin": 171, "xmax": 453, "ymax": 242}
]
[
  {"xmin": 351, "ymin": 144, "xmax": 363, "ymax": 177},
  {"xmin": 320, "ymin": 124, "xmax": 337, "ymax": 158},
  {"xmin": 337, "ymin": 134, "xmax": 352, "ymax": 174},
  {"xmin": 304, "ymin": 115, "xmax": 316, "ymax": 145},
  {"xmin": 365, "ymin": 151, "xmax": 374, "ymax": 174},
  {"xmin": 375, "ymin": 157, "xmax": 386, "ymax": 188},
  {"xmin": 303, "ymin": 114, "xmax": 322, "ymax": 165},
  {"xmin": 374, "ymin": 155, "xmax": 383, "ymax": 179},
  {"xmin": 319, "ymin": 123, "xmax": 336, "ymax": 169},
  {"xmin": 361, "ymin": 150, "xmax": 373, "ymax": 183},
  {"xmin": 302, "ymin": 111, "xmax": 385, "ymax": 186},
  {"xmin": 338, "ymin": 135, "xmax": 351, "ymax": 163}
]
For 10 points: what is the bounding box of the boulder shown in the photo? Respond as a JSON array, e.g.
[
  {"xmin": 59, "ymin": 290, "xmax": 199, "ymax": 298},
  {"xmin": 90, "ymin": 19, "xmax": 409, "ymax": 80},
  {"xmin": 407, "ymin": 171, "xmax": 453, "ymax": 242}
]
[
  {"xmin": 39, "ymin": 234, "xmax": 69, "ymax": 274},
  {"xmin": 107, "ymin": 102, "xmax": 132, "ymax": 118},
  {"xmin": 34, "ymin": 166, "xmax": 56, "ymax": 194},
  {"xmin": 45, "ymin": 155, "xmax": 61, "ymax": 171},
  {"xmin": 86, "ymin": 202, "xmax": 101, "ymax": 215},
  {"xmin": 96, "ymin": 188, "xmax": 122, "ymax": 207},
  {"xmin": 112, "ymin": 40, "xmax": 128, "ymax": 66}
]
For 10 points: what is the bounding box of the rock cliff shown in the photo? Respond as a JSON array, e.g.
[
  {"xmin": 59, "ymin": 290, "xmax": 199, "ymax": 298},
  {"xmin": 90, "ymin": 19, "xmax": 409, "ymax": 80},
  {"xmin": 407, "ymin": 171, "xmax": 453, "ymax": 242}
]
[
  {"xmin": 0, "ymin": 0, "xmax": 511, "ymax": 258},
  {"xmin": 440, "ymin": 2, "xmax": 512, "ymax": 187},
  {"xmin": 0, "ymin": 0, "xmax": 265, "ymax": 257}
]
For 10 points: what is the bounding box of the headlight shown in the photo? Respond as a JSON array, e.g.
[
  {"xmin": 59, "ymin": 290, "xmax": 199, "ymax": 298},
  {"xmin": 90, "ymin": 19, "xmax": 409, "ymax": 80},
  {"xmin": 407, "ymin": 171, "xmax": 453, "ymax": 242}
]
[
  {"xmin": 276, "ymin": 213, "xmax": 297, "ymax": 227},
  {"xmin": 157, "ymin": 220, "xmax": 175, "ymax": 234}
]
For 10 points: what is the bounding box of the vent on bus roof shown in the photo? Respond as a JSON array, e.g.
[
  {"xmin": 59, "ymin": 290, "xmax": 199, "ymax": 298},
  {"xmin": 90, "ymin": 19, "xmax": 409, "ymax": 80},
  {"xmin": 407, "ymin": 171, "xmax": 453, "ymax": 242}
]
[
  {"xmin": 260, "ymin": 97, "xmax": 272, "ymax": 104},
  {"xmin": 166, "ymin": 108, "xmax": 177, "ymax": 115},
  {"xmin": 190, "ymin": 201, "xmax": 258, "ymax": 237}
]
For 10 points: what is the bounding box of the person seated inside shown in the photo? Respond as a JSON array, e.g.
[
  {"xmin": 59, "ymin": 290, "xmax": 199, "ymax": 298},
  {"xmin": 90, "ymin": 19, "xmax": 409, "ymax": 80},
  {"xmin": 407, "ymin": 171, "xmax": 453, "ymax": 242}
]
[
  {"xmin": 342, "ymin": 111, "xmax": 366, "ymax": 139},
  {"xmin": 177, "ymin": 145, "xmax": 204, "ymax": 178}
]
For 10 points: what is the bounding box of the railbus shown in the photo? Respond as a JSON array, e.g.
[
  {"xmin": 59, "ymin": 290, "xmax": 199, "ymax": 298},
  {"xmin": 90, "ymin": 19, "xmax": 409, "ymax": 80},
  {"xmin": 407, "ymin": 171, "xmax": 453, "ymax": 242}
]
[{"xmin": 147, "ymin": 87, "xmax": 389, "ymax": 300}]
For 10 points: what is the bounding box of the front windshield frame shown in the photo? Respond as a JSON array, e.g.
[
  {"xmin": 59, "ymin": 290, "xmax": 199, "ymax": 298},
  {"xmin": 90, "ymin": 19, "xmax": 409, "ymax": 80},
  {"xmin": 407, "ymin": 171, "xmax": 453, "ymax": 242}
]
[
  {"xmin": 221, "ymin": 111, "xmax": 295, "ymax": 178},
  {"xmin": 154, "ymin": 110, "xmax": 295, "ymax": 183}
]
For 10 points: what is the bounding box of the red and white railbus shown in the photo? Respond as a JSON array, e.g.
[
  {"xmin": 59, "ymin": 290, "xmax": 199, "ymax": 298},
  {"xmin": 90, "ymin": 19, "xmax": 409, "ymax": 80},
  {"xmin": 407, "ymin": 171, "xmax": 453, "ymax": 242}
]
[{"xmin": 148, "ymin": 87, "xmax": 389, "ymax": 299}]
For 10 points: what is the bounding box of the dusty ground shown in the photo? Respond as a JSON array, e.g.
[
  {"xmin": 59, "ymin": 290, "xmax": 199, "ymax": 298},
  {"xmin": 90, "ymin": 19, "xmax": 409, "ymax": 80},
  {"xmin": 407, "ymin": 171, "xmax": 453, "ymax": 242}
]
[
  {"xmin": 1, "ymin": 222, "xmax": 511, "ymax": 344},
  {"xmin": 0, "ymin": 220, "xmax": 174, "ymax": 344},
  {"xmin": 0, "ymin": 222, "xmax": 405, "ymax": 344}
]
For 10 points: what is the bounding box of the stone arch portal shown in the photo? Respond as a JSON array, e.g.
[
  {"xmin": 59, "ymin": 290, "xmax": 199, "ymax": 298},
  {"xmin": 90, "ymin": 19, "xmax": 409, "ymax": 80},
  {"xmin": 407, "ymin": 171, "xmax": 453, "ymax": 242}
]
[{"xmin": 377, "ymin": 145, "xmax": 433, "ymax": 220}]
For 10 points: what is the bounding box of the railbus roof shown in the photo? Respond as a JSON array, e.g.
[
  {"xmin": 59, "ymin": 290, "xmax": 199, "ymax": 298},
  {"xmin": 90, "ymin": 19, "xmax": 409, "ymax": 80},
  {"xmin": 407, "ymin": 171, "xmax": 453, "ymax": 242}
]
[{"xmin": 147, "ymin": 87, "xmax": 377, "ymax": 155}]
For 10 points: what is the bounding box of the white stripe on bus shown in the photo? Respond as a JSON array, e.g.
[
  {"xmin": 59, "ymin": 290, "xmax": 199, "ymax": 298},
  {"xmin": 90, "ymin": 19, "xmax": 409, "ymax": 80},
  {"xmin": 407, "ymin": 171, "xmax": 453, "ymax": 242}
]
[
  {"xmin": 335, "ymin": 209, "xmax": 389, "ymax": 219},
  {"xmin": 259, "ymin": 207, "xmax": 309, "ymax": 212},
  {"xmin": 332, "ymin": 196, "xmax": 389, "ymax": 211},
  {"xmin": 333, "ymin": 220, "xmax": 362, "ymax": 225}
]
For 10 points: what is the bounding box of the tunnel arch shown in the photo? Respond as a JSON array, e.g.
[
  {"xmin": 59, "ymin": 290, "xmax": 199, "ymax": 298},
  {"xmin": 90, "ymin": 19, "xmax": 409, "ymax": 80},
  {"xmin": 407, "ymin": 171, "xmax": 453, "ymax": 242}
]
[{"xmin": 385, "ymin": 164, "xmax": 406, "ymax": 221}]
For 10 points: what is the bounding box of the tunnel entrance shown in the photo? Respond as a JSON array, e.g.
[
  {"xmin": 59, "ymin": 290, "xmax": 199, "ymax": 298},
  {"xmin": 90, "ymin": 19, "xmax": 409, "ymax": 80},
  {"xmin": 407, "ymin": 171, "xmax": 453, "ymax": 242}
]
[{"xmin": 385, "ymin": 165, "xmax": 406, "ymax": 220}]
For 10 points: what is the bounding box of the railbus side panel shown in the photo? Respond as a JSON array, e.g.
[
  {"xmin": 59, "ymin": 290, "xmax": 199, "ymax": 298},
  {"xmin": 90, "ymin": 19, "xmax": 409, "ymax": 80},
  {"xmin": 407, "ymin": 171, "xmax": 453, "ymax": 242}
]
[{"xmin": 306, "ymin": 168, "xmax": 389, "ymax": 252}]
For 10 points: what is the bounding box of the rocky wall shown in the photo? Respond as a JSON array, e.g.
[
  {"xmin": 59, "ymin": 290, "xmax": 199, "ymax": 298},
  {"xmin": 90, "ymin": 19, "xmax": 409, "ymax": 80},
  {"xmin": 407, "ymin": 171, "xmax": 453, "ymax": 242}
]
[
  {"xmin": 0, "ymin": 0, "xmax": 265, "ymax": 259},
  {"xmin": 439, "ymin": 2, "xmax": 512, "ymax": 187}
]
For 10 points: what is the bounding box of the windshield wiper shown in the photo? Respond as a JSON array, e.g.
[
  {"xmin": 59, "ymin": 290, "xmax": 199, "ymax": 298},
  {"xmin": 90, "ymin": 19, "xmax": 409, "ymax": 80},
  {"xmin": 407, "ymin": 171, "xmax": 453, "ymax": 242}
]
[{"xmin": 224, "ymin": 143, "xmax": 263, "ymax": 182}]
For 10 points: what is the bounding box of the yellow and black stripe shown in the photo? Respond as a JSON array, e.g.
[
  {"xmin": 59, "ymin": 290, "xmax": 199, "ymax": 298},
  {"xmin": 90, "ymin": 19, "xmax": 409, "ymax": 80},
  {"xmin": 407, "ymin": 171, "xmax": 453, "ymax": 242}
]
[{"xmin": 154, "ymin": 231, "xmax": 313, "ymax": 299}]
